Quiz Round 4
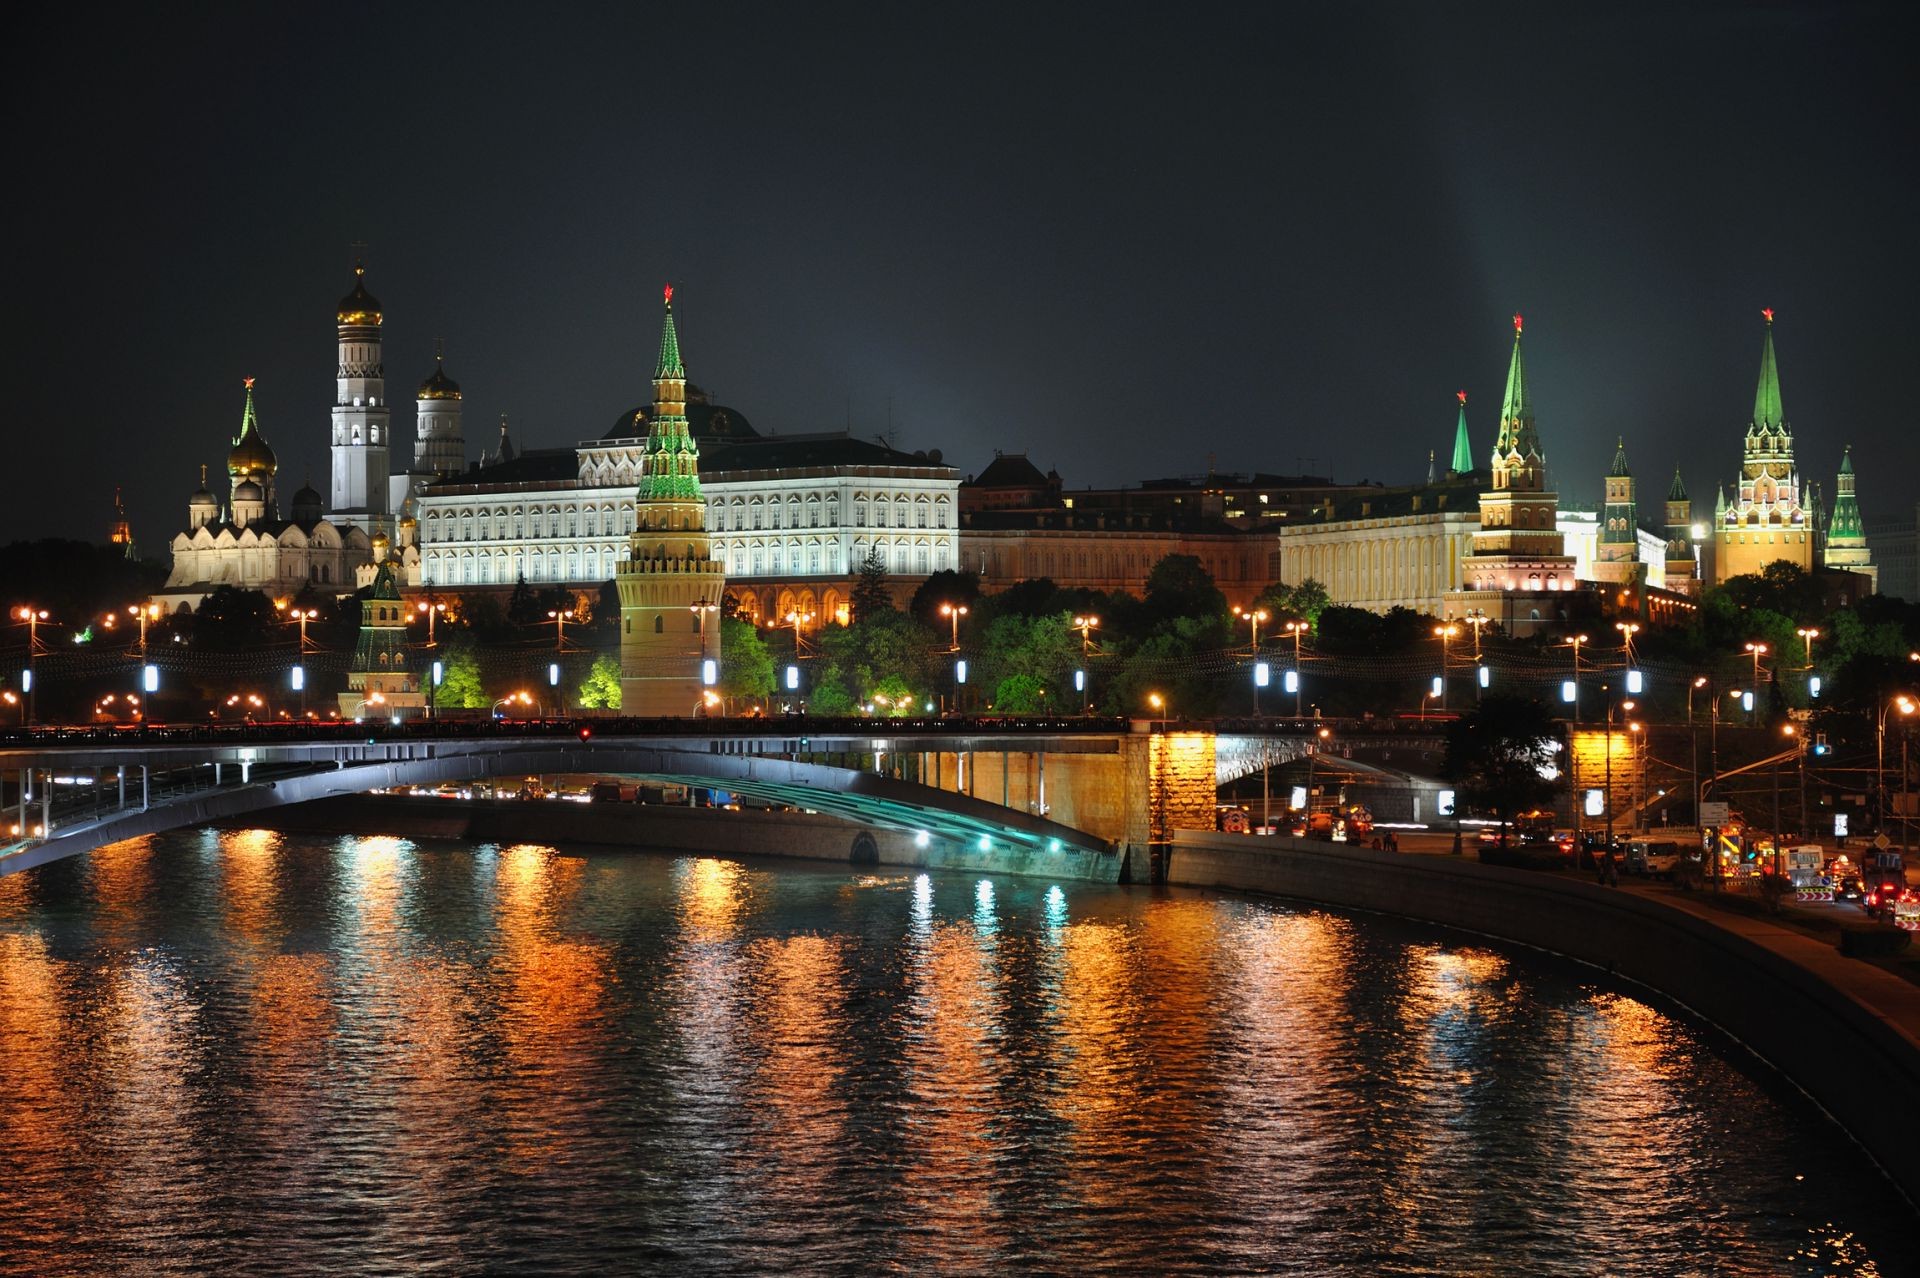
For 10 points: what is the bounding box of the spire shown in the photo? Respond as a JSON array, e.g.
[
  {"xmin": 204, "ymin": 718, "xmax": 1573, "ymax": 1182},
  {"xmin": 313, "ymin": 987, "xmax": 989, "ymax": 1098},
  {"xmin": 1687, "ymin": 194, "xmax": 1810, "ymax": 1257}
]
[
  {"xmin": 1751, "ymin": 307, "xmax": 1785, "ymax": 432},
  {"xmin": 1449, "ymin": 390, "xmax": 1473, "ymax": 474},
  {"xmin": 1839, "ymin": 443, "xmax": 1854, "ymax": 476},
  {"xmin": 1493, "ymin": 314, "xmax": 1538, "ymax": 462},
  {"xmin": 1667, "ymin": 466, "xmax": 1688, "ymax": 502},
  {"xmin": 1609, "ymin": 436, "xmax": 1630, "ymax": 477},
  {"xmin": 1831, "ymin": 445, "xmax": 1863, "ymax": 539},
  {"xmin": 235, "ymin": 376, "xmax": 261, "ymax": 446},
  {"xmin": 655, "ymin": 283, "xmax": 685, "ymax": 380}
]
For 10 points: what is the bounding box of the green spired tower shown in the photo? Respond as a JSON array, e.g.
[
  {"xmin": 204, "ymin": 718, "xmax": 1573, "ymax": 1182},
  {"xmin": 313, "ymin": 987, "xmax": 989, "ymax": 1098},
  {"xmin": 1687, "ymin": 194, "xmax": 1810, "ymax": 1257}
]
[
  {"xmin": 617, "ymin": 285, "xmax": 726, "ymax": 714},
  {"xmin": 1593, "ymin": 436, "xmax": 1645, "ymax": 587},
  {"xmin": 339, "ymin": 555, "xmax": 423, "ymax": 720},
  {"xmin": 1448, "ymin": 390, "xmax": 1474, "ymax": 478},
  {"xmin": 1822, "ymin": 445, "xmax": 1878, "ymax": 591},
  {"xmin": 1447, "ymin": 314, "xmax": 1577, "ymax": 634},
  {"xmin": 1663, "ymin": 467, "xmax": 1699, "ymax": 595}
]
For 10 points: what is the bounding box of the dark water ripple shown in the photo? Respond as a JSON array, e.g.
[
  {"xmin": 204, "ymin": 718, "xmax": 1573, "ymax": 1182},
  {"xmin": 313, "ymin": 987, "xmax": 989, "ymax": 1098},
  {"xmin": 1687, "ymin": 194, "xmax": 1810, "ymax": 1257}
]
[{"xmin": 0, "ymin": 828, "xmax": 1912, "ymax": 1276}]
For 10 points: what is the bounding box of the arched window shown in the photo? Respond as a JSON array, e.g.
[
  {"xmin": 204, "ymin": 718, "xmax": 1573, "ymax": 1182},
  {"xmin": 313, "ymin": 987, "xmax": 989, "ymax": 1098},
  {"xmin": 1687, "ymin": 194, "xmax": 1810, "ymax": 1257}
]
[{"xmin": 654, "ymin": 615, "xmax": 664, "ymax": 634}]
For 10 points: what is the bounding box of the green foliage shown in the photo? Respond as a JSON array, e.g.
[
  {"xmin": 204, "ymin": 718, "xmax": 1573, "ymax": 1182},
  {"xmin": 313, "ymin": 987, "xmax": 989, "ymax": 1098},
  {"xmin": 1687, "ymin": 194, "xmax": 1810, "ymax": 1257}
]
[
  {"xmin": 807, "ymin": 672, "xmax": 857, "ymax": 716},
  {"xmin": 992, "ymin": 673, "xmax": 1049, "ymax": 713},
  {"xmin": 576, "ymin": 653, "xmax": 622, "ymax": 709},
  {"xmin": 191, "ymin": 586, "xmax": 282, "ymax": 652},
  {"xmin": 851, "ymin": 547, "xmax": 893, "ymax": 623},
  {"xmin": 1143, "ymin": 554, "xmax": 1226, "ymax": 625},
  {"xmin": 1443, "ymin": 694, "xmax": 1563, "ymax": 835},
  {"xmin": 871, "ymin": 673, "xmax": 921, "ymax": 714},
  {"xmin": 1253, "ymin": 578, "xmax": 1331, "ymax": 627},
  {"xmin": 721, "ymin": 616, "xmax": 776, "ymax": 701},
  {"xmin": 437, "ymin": 640, "xmax": 488, "ymax": 709},
  {"xmin": 1101, "ymin": 618, "xmax": 1225, "ymax": 718}
]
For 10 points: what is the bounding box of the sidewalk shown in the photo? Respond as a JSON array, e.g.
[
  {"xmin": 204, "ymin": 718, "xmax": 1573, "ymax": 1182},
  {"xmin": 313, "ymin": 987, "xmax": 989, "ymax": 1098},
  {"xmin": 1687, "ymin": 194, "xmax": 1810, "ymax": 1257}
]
[{"xmin": 1612, "ymin": 877, "xmax": 1920, "ymax": 1056}]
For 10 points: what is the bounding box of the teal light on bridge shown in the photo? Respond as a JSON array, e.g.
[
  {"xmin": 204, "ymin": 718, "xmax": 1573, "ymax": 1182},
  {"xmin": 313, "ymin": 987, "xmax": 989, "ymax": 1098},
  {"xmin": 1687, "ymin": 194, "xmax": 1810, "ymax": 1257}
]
[
  {"xmin": 977, "ymin": 835, "xmax": 990, "ymax": 851},
  {"xmin": 915, "ymin": 829, "xmax": 930, "ymax": 847}
]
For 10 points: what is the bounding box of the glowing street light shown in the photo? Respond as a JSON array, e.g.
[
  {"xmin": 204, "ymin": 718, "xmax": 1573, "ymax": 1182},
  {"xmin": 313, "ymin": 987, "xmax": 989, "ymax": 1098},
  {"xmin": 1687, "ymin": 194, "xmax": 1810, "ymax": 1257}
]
[
  {"xmin": 1283, "ymin": 619, "xmax": 1309, "ymax": 716},
  {"xmin": 940, "ymin": 602, "xmax": 970, "ymax": 652},
  {"xmin": 1072, "ymin": 614, "xmax": 1100, "ymax": 714},
  {"xmin": 1744, "ymin": 641, "xmax": 1769, "ymax": 709},
  {"xmin": 1432, "ymin": 623, "xmax": 1459, "ymax": 711},
  {"xmin": 1563, "ymin": 633, "xmax": 1590, "ymax": 723},
  {"xmin": 1878, "ymin": 695, "xmax": 1919, "ymax": 853},
  {"xmin": 15, "ymin": 605, "xmax": 48, "ymax": 725},
  {"xmin": 277, "ymin": 600, "xmax": 318, "ymax": 653},
  {"xmin": 547, "ymin": 608, "xmax": 575, "ymax": 650},
  {"xmin": 1233, "ymin": 605, "xmax": 1270, "ymax": 652},
  {"xmin": 416, "ymin": 599, "xmax": 447, "ymax": 646}
]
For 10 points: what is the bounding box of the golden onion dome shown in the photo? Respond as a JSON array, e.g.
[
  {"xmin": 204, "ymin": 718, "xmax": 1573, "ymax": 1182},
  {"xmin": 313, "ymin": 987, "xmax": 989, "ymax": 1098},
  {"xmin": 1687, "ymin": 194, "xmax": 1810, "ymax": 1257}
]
[
  {"xmin": 336, "ymin": 265, "xmax": 383, "ymax": 326},
  {"xmin": 227, "ymin": 430, "xmax": 277, "ymax": 478},
  {"xmin": 418, "ymin": 361, "xmax": 461, "ymax": 400}
]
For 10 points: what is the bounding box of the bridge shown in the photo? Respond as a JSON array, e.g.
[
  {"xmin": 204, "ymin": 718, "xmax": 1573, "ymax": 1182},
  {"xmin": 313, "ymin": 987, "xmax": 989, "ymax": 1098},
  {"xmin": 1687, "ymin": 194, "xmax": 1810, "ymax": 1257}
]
[{"xmin": 0, "ymin": 715, "xmax": 1449, "ymax": 879}]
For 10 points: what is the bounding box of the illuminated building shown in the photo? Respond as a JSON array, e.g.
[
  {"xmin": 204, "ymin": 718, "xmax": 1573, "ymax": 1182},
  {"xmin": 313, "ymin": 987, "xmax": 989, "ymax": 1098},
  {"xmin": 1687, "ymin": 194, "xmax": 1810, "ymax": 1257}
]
[
  {"xmin": 338, "ymin": 555, "xmax": 424, "ymax": 720},
  {"xmin": 615, "ymin": 287, "xmax": 726, "ymax": 714},
  {"xmin": 329, "ymin": 263, "xmax": 395, "ymax": 536},
  {"xmin": 1821, "ymin": 446, "xmax": 1877, "ymax": 591},
  {"xmin": 1712, "ymin": 309, "xmax": 1813, "ymax": 582},
  {"xmin": 156, "ymin": 379, "xmax": 371, "ymax": 613}
]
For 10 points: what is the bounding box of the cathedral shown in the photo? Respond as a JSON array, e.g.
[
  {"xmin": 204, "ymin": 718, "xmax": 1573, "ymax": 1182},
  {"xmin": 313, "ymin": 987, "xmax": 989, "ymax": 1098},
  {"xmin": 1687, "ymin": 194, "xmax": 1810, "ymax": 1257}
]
[{"xmin": 157, "ymin": 263, "xmax": 467, "ymax": 612}]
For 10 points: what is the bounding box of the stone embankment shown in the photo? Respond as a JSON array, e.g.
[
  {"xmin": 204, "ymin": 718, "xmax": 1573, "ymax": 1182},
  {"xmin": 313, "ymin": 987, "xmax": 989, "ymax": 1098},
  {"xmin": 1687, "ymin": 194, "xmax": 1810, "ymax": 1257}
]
[{"xmin": 1167, "ymin": 830, "xmax": 1920, "ymax": 1206}]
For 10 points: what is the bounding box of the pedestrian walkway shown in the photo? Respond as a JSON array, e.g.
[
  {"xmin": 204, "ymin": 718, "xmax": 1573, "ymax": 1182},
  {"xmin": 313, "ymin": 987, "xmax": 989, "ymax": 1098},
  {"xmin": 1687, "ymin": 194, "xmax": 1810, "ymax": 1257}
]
[{"xmin": 1615, "ymin": 879, "xmax": 1920, "ymax": 1055}]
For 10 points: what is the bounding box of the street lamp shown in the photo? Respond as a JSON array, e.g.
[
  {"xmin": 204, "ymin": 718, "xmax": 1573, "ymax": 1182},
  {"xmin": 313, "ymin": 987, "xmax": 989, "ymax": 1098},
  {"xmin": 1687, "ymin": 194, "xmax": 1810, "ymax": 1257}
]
[
  {"xmin": 1432, "ymin": 623, "xmax": 1459, "ymax": 711},
  {"xmin": 1877, "ymin": 695, "xmax": 1918, "ymax": 852},
  {"xmin": 1283, "ymin": 619, "xmax": 1309, "ymax": 717},
  {"xmin": 1233, "ymin": 605, "xmax": 1270, "ymax": 652},
  {"xmin": 940, "ymin": 602, "xmax": 969, "ymax": 652},
  {"xmin": 15, "ymin": 605, "xmax": 47, "ymax": 725},
  {"xmin": 1464, "ymin": 609, "xmax": 1488, "ymax": 660},
  {"xmin": 493, "ymin": 691, "xmax": 534, "ymax": 719},
  {"xmin": 1073, "ymin": 615, "xmax": 1100, "ymax": 713},
  {"xmin": 782, "ymin": 610, "xmax": 816, "ymax": 657},
  {"xmin": 416, "ymin": 599, "xmax": 447, "ymax": 646},
  {"xmin": 1795, "ymin": 627, "xmax": 1820, "ymax": 669},
  {"xmin": 1563, "ymin": 633, "xmax": 1590, "ymax": 724},
  {"xmin": 547, "ymin": 608, "xmax": 575, "ymax": 650},
  {"xmin": 1744, "ymin": 642, "xmax": 1769, "ymax": 720},
  {"xmin": 278, "ymin": 602, "xmax": 318, "ymax": 653}
]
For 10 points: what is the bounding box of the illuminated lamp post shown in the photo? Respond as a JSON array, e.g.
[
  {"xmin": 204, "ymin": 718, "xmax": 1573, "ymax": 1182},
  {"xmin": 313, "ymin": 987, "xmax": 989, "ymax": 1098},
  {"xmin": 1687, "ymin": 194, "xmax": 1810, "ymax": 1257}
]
[
  {"xmin": 416, "ymin": 599, "xmax": 447, "ymax": 646},
  {"xmin": 15, "ymin": 606, "xmax": 47, "ymax": 725},
  {"xmin": 1073, "ymin": 615, "xmax": 1099, "ymax": 714},
  {"xmin": 1432, "ymin": 623, "xmax": 1458, "ymax": 711},
  {"xmin": 1233, "ymin": 605, "xmax": 1269, "ymax": 653},
  {"xmin": 940, "ymin": 602, "xmax": 969, "ymax": 652},
  {"xmin": 1283, "ymin": 619, "xmax": 1309, "ymax": 716},
  {"xmin": 1563, "ymin": 633, "xmax": 1589, "ymax": 724},
  {"xmin": 548, "ymin": 608, "xmax": 575, "ymax": 650},
  {"xmin": 1877, "ymin": 695, "xmax": 1918, "ymax": 852},
  {"xmin": 1744, "ymin": 642, "xmax": 1768, "ymax": 722}
]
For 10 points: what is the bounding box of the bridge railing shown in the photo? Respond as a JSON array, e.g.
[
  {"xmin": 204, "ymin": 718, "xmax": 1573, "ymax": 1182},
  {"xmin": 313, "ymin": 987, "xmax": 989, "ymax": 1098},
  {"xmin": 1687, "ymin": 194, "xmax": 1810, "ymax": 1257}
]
[{"xmin": 0, "ymin": 714, "xmax": 1137, "ymax": 752}]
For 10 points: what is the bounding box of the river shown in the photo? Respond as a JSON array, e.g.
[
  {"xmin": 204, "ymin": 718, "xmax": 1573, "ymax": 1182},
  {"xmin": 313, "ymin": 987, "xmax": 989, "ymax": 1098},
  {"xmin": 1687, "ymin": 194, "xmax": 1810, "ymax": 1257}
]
[{"xmin": 0, "ymin": 828, "xmax": 1910, "ymax": 1275}]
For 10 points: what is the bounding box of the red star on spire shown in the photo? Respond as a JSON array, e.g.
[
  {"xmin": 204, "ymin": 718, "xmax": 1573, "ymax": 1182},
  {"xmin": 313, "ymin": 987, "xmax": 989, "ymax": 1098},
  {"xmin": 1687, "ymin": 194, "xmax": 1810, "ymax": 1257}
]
[
  {"xmin": 1762, "ymin": 306, "xmax": 1774, "ymax": 323},
  {"xmin": 1512, "ymin": 313, "xmax": 1524, "ymax": 333},
  {"xmin": 243, "ymin": 376, "xmax": 255, "ymax": 390},
  {"xmin": 664, "ymin": 283, "xmax": 674, "ymax": 306},
  {"xmin": 1456, "ymin": 389, "xmax": 1468, "ymax": 406}
]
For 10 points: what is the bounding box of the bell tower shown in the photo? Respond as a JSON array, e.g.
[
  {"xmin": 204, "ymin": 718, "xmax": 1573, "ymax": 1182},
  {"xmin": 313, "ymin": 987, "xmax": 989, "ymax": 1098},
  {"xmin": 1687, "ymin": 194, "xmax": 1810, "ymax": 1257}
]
[{"xmin": 329, "ymin": 257, "xmax": 392, "ymax": 536}]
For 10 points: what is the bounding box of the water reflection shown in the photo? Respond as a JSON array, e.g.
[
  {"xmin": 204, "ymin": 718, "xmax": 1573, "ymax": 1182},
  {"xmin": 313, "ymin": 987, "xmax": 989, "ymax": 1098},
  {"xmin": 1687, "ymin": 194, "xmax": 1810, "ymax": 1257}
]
[{"xmin": 0, "ymin": 831, "xmax": 1906, "ymax": 1275}]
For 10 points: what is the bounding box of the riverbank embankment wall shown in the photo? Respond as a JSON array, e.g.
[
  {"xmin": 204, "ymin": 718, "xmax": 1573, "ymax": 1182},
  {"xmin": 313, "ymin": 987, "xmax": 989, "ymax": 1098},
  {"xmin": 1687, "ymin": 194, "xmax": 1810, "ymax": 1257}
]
[{"xmin": 1166, "ymin": 830, "xmax": 1920, "ymax": 1206}]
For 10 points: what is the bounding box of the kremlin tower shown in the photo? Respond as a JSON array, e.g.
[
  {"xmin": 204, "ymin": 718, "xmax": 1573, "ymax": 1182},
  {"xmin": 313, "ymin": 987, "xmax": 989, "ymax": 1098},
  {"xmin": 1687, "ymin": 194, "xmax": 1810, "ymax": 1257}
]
[
  {"xmin": 616, "ymin": 286, "xmax": 726, "ymax": 714},
  {"xmin": 329, "ymin": 260, "xmax": 393, "ymax": 536}
]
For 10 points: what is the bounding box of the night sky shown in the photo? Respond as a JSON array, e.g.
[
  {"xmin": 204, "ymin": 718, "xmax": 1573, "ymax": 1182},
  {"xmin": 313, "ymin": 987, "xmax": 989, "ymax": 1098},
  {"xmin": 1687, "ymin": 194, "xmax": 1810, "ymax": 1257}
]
[{"xmin": 11, "ymin": 2, "xmax": 1917, "ymax": 555}]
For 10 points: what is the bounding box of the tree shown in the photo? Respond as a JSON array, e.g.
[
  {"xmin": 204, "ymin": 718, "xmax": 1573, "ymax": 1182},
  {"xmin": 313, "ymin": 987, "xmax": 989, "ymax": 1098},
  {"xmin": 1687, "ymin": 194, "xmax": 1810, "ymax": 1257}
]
[
  {"xmin": 1443, "ymin": 694, "xmax": 1564, "ymax": 844},
  {"xmin": 808, "ymin": 671, "xmax": 856, "ymax": 716},
  {"xmin": 506, "ymin": 574, "xmax": 542, "ymax": 626},
  {"xmin": 576, "ymin": 653, "xmax": 622, "ymax": 709},
  {"xmin": 438, "ymin": 639, "xmax": 488, "ymax": 709},
  {"xmin": 992, "ymin": 672, "xmax": 1048, "ymax": 713},
  {"xmin": 720, "ymin": 616, "xmax": 775, "ymax": 703},
  {"xmin": 851, "ymin": 547, "xmax": 893, "ymax": 623},
  {"xmin": 1253, "ymin": 578, "xmax": 1331, "ymax": 628},
  {"xmin": 909, "ymin": 569, "xmax": 981, "ymax": 631},
  {"xmin": 1143, "ymin": 554, "xmax": 1226, "ymax": 625},
  {"xmin": 191, "ymin": 586, "xmax": 281, "ymax": 652}
]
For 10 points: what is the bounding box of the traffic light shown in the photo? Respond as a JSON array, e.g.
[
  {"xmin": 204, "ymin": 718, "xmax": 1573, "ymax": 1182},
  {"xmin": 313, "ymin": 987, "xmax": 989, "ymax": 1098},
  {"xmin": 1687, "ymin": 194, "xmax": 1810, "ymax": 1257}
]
[{"xmin": 1812, "ymin": 732, "xmax": 1831, "ymax": 757}]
